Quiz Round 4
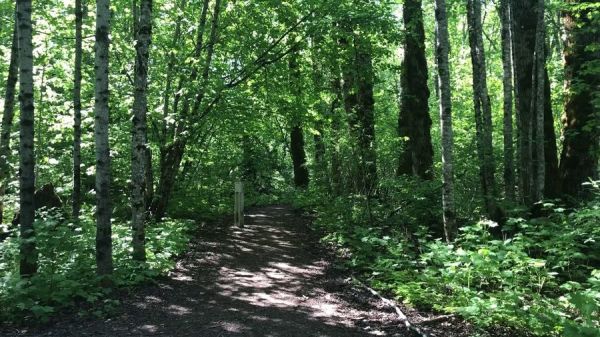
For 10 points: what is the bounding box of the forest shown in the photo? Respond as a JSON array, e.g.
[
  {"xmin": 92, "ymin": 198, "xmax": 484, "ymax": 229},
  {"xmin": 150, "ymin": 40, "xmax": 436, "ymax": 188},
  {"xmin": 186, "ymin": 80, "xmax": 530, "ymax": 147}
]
[{"xmin": 0, "ymin": 0, "xmax": 599, "ymax": 336}]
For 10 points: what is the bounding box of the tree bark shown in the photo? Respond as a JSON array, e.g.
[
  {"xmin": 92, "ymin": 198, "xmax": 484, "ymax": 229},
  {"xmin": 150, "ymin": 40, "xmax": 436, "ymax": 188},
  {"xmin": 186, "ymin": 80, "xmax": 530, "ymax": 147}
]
[
  {"xmin": 94, "ymin": 0, "xmax": 113, "ymax": 277},
  {"xmin": 16, "ymin": 0, "xmax": 38, "ymax": 277},
  {"xmin": 533, "ymin": 0, "xmax": 546, "ymax": 201},
  {"xmin": 434, "ymin": 0, "xmax": 455, "ymax": 242},
  {"xmin": 0, "ymin": 17, "xmax": 18, "ymax": 224},
  {"xmin": 131, "ymin": 0, "xmax": 153, "ymax": 262},
  {"xmin": 288, "ymin": 49, "xmax": 310, "ymax": 189},
  {"xmin": 397, "ymin": 0, "xmax": 433, "ymax": 180},
  {"xmin": 511, "ymin": 0, "xmax": 536, "ymax": 204},
  {"xmin": 290, "ymin": 125, "xmax": 309, "ymax": 189},
  {"xmin": 467, "ymin": 0, "xmax": 500, "ymax": 220},
  {"xmin": 152, "ymin": 0, "xmax": 214, "ymax": 220},
  {"xmin": 72, "ymin": 0, "xmax": 83, "ymax": 220},
  {"xmin": 559, "ymin": 0, "xmax": 600, "ymax": 198},
  {"xmin": 543, "ymin": 71, "xmax": 560, "ymax": 198},
  {"xmin": 354, "ymin": 35, "xmax": 378, "ymax": 195},
  {"xmin": 499, "ymin": 0, "xmax": 515, "ymax": 201},
  {"xmin": 330, "ymin": 77, "xmax": 344, "ymax": 195},
  {"xmin": 310, "ymin": 38, "xmax": 329, "ymax": 186}
]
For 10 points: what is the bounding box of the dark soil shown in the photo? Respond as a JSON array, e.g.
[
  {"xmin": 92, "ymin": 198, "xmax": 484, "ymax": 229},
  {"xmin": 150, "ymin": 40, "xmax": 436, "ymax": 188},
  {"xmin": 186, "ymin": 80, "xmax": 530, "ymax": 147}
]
[{"xmin": 2, "ymin": 205, "xmax": 474, "ymax": 337}]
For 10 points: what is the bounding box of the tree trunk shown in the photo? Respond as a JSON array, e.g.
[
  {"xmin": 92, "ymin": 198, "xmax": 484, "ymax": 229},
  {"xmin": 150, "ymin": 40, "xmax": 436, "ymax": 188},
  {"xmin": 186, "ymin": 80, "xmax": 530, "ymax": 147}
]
[
  {"xmin": 543, "ymin": 71, "xmax": 560, "ymax": 198},
  {"xmin": 559, "ymin": 0, "xmax": 600, "ymax": 198},
  {"xmin": 288, "ymin": 49, "xmax": 310, "ymax": 189},
  {"xmin": 310, "ymin": 39, "xmax": 329, "ymax": 186},
  {"xmin": 467, "ymin": 0, "xmax": 500, "ymax": 220},
  {"xmin": 152, "ymin": 139, "xmax": 185, "ymax": 220},
  {"xmin": 434, "ymin": 0, "xmax": 455, "ymax": 242},
  {"xmin": 354, "ymin": 35, "xmax": 378, "ymax": 195},
  {"xmin": 533, "ymin": 0, "xmax": 546, "ymax": 201},
  {"xmin": 499, "ymin": 0, "xmax": 515, "ymax": 201},
  {"xmin": 398, "ymin": 0, "xmax": 433, "ymax": 180},
  {"xmin": 16, "ymin": 0, "xmax": 38, "ymax": 277},
  {"xmin": 0, "ymin": 17, "xmax": 18, "ymax": 225},
  {"xmin": 340, "ymin": 27, "xmax": 378, "ymax": 195},
  {"xmin": 72, "ymin": 0, "xmax": 83, "ymax": 220},
  {"xmin": 94, "ymin": 0, "xmax": 113, "ymax": 277},
  {"xmin": 152, "ymin": 0, "xmax": 217, "ymax": 220},
  {"xmin": 330, "ymin": 77, "xmax": 343, "ymax": 195},
  {"xmin": 290, "ymin": 125, "xmax": 309, "ymax": 189},
  {"xmin": 511, "ymin": 0, "xmax": 536, "ymax": 204},
  {"xmin": 131, "ymin": 0, "xmax": 152, "ymax": 262}
]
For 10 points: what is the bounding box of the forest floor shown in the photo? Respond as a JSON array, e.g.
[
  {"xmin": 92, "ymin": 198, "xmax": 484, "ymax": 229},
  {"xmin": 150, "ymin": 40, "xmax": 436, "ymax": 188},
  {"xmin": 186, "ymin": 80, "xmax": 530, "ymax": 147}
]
[{"xmin": 3, "ymin": 205, "xmax": 473, "ymax": 337}]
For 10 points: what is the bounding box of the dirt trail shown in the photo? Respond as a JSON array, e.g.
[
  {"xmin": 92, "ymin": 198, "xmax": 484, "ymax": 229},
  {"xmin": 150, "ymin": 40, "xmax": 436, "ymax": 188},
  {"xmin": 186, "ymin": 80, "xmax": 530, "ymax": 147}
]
[{"xmin": 5, "ymin": 205, "xmax": 470, "ymax": 337}]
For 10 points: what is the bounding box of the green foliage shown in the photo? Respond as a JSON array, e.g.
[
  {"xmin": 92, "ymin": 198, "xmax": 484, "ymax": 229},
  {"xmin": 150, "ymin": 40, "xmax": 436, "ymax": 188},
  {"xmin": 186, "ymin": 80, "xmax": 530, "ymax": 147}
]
[
  {"xmin": 309, "ymin": 189, "xmax": 600, "ymax": 336},
  {"xmin": 0, "ymin": 208, "xmax": 194, "ymax": 323}
]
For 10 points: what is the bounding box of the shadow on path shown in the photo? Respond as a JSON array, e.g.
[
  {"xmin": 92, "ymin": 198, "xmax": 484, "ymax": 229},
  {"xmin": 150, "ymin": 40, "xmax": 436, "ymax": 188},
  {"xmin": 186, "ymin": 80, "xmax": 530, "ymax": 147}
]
[{"xmin": 9, "ymin": 205, "xmax": 418, "ymax": 337}]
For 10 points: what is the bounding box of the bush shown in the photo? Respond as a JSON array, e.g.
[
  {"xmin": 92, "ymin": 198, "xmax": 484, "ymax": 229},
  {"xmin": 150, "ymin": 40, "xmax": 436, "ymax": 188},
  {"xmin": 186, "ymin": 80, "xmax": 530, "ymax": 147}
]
[
  {"xmin": 310, "ymin": 189, "xmax": 600, "ymax": 336},
  {"xmin": 0, "ymin": 207, "xmax": 194, "ymax": 323}
]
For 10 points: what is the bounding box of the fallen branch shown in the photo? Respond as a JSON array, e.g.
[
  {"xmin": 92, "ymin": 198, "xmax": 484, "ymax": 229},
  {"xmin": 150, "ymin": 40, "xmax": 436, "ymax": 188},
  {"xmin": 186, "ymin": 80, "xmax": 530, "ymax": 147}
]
[
  {"xmin": 417, "ymin": 314, "xmax": 456, "ymax": 325},
  {"xmin": 352, "ymin": 277, "xmax": 429, "ymax": 337}
]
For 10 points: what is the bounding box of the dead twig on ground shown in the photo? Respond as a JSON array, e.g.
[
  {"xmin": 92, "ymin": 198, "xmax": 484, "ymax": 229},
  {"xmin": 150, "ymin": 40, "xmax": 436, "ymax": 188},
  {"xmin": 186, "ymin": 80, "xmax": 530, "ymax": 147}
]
[{"xmin": 352, "ymin": 277, "xmax": 429, "ymax": 337}]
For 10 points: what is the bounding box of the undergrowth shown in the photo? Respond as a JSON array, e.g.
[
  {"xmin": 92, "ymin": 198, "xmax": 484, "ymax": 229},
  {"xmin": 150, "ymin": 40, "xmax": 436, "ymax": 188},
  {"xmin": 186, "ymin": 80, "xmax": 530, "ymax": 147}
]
[
  {"xmin": 296, "ymin": 179, "xmax": 600, "ymax": 337},
  {"xmin": 0, "ymin": 206, "xmax": 194, "ymax": 324}
]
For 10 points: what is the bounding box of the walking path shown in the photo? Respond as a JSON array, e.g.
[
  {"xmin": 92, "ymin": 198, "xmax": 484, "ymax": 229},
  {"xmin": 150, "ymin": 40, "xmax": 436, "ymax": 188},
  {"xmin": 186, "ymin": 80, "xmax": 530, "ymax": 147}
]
[{"xmin": 7, "ymin": 205, "xmax": 470, "ymax": 337}]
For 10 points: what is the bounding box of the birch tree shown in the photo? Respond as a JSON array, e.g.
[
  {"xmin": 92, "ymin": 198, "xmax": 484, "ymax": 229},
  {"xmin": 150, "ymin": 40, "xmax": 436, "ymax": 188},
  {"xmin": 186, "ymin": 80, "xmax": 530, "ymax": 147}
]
[
  {"xmin": 94, "ymin": 0, "xmax": 113, "ymax": 277},
  {"xmin": 131, "ymin": 0, "xmax": 153, "ymax": 262},
  {"xmin": 16, "ymin": 0, "xmax": 38, "ymax": 277},
  {"xmin": 467, "ymin": 0, "xmax": 500, "ymax": 219},
  {"xmin": 499, "ymin": 0, "xmax": 515, "ymax": 201},
  {"xmin": 533, "ymin": 0, "xmax": 546, "ymax": 201},
  {"xmin": 434, "ymin": 0, "xmax": 455, "ymax": 241},
  {"xmin": 72, "ymin": 0, "xmax": 83, "ymax": 219}
]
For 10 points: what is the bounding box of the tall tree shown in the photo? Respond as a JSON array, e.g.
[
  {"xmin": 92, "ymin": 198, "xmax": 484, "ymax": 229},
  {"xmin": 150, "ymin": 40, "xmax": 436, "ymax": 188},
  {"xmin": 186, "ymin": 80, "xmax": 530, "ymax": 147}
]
[
  {"xmin": 94, "ymin": 0, "xmax": 113, "ymax": 277},
  {"xmin": 340, "ymin": 31, "xmax": 378, "ymax": 195},
  {"xmin": 499, "ymin": 0, "xmax": 515, "ymax": 201},
  {"xmin": 151, "ymin": 0, "xmax": 215, "ymax": 220},
  {"xmin": 290, "ymin": 126, "xmax": 309, "ymax": 188},
  {"xmin": 467, "ymin": 0, "xmax": 500, "ymax": 219},
  {"xmin": 559, "ymin": 0, "xmax": 600, "ymax": 197},
  {"xmin": 0, "ymin": 16, "xmax": 18, "ymax": 224},
  {"xmin": 533, "ymin": 0, "xmax": 546, "ymax": 200},
  {"xmin": 288, "ymin": 49, "xmax": 310, "ymax": 189},
  {"xmin": 131, "ymin": 0, "xmax": 153, "ymax": 262},
  {"xmin": 309, "ymin": 37, "xmax": 329, "ymax": 187},
  {"xmin": 354, "ymin": 35, "xmax": 378, "ymax": 195},
  {"xmin": 543, "ymin": 71, "xmax": 560, "ymax": 198},
  {"xmin": 511, "ymin": 0, "xmax": 536, "ymax": 204},
  {"xmin": 16, "ymin": 0, "xmax": 38, "ymax": 277},
  {"xmin": 511, "ymin": 0, "xmax": 559, "ymax": 204},
  {"xmin": 72, "ymin": 0, "xmax": 83, "ymax": 219},
  {"xmin": 434, "ymin": 0, "xmax": 455, "ymax": 242},
  {"xmin": 397, "ymin": 0, "xmax": 434, "ymax": 180}
]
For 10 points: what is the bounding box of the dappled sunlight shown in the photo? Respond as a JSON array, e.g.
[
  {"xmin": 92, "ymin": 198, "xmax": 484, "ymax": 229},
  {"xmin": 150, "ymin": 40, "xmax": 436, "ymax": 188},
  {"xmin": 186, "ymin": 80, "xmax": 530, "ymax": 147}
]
[
  {"xmin": 14, "ymin": 206, "xmax": 403, "ymax": 336},
  {"xmin": 167, "ymin": 304, "xmax": 192, "ymax": 316}
]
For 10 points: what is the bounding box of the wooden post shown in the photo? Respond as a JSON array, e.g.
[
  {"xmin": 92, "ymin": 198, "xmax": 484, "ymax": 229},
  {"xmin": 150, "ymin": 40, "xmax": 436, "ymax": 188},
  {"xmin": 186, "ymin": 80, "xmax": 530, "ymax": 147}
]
[{"xmin": 234, "ymin": 181, "xmax": 244, "ymax": 227}]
